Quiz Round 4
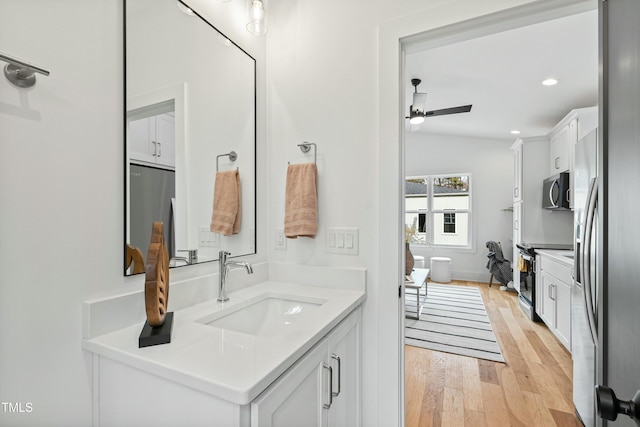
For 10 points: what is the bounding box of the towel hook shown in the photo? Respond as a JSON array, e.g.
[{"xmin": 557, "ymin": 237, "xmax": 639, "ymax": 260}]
[
  {"xmin": 289, "ymin": 141, "xmax": 316, "ymax": 165},
  {"xmin": 216, "ymin": 151, "xmax": 238, "ymax": 171}
]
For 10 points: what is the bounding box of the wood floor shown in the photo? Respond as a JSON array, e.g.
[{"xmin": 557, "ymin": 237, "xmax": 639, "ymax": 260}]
[{"xmin": 405, "ymin": 280, "xmax": 582, "ymax": 427}]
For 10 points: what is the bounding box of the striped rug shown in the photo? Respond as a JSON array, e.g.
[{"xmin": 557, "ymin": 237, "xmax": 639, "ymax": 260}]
[{"xmin": 405, "ymin": 283, "xmax": 504, "ymax": 363}]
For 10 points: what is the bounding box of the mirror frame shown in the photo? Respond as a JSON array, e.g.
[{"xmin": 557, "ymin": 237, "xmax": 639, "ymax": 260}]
[{"xmin": 123, "ymin": 0, "xmax": 257, "ymax": 276}]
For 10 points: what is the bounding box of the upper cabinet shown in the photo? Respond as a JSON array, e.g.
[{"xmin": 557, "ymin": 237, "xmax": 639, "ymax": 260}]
[
  {"xmin": 129, "ymin": 111, "xmax": 176, "ymax": 169},
  {"xmin": 513, "ymin": 141, "xmax": 523, "ymax": 202},
  {"xmin": 549, "ymin": 117, "xmax": 576, "ymax": 175},
  {"xmin": 548, "ymin": 107, "xmax": 598, "ymax": 209}
]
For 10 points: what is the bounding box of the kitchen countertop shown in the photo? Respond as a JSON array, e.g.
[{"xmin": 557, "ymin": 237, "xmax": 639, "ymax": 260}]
[
  {"xmin": 82, "ymin": 281, "xmax": 366, "ymax": 405},
  {"xmin": 535, "ymin": 249, "xmax": 575, "ymax": 268}
]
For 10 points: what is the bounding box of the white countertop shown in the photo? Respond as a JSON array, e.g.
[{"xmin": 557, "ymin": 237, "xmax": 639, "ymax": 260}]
[
  {"xmin": 82, "ymin": 281, "xmax": 365, "ymax": 405},
  {"xmin": 535, "ymin": 249, "xmax": 575, "ymax": 268}
]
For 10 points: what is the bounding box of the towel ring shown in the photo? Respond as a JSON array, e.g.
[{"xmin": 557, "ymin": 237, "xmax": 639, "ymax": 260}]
[
  {"xmin": 288, "ymin": 142, "xmax": 317, "ymax": 165},
  {"xmin": 216, "ymin": 151, "xmax": 238, "ymax": 171}
]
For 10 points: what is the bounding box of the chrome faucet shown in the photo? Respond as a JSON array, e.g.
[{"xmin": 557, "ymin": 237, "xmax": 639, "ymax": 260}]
[{"xmin": 218, "ymin": 250, "xmax": 253, "ymax": 302}]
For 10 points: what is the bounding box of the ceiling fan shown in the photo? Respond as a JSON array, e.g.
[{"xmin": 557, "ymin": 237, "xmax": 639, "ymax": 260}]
[{"xmin": 407, "ymin": 78, "xmax": 472, "ymax": 125}]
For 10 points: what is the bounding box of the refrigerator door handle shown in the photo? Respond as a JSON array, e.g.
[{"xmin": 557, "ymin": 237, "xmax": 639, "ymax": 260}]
[{"xmin": 583, "ymin": 177, "xmax": 599, "ymax": 345}]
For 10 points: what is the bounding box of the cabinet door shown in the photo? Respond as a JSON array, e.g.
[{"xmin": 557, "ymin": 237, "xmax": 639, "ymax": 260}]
[
  {"xmin": 538, "ymin": 271, "xmax": 556, "ymax": 328},
  {"xmin": 550, "ymin": 125, "xmax": 570, "ymax": 174},
  {"xmin": 554, "ymin": 279, "xmax": 572, "ymax": 350},
  {"xmin": 326, "ymin": 310, "xmax": 361, "ymax": 427},
  {"xmin": 128, "ymin": 116, "xmax": 157, "ymax": 164},
  {"xmin": 251, "ymin": 340, "xmax": 328, "ymax": 427},
  {"xmin": 512, "ymin": 201, "xmax": 522, "ymax": 287},
  {"xmin": 154, "ymin": 113, "xmax": 176, "ymax": 168},
  {"xmin": 567, "ymin": 118, "xmax": 578, "ymax": 209},
  {"xmin": 513, "ymin": 142, "xmax": 523, "ymax": 202}
]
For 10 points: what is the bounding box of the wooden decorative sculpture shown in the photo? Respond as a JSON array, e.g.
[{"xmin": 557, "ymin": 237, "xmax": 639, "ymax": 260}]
[
  {"xmin": 125, "ymin": 244, "xmax": 145, "ymax": 275},
  {"xmin": 144, "ymin": 222, "xmax": 170, "ymax": 327}
]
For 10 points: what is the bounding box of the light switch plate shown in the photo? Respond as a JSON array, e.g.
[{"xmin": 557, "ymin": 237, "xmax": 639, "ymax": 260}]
[
  {"xmin": 325, "ymin": 227, "xmax": 358, "ymax": 255},
  {"xmin": 199, "ymin": 226, "xmax": 219, "ymax": 248}
]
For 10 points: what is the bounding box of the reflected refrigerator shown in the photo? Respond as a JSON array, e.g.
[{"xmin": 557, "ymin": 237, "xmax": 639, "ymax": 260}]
[
  {"xmin": 572, "ymin": 128, "xmax": 599, "ymax": 427},
  {"xmin": 129, "ymin": 164, "xmax": 175, "ymax": 262}
]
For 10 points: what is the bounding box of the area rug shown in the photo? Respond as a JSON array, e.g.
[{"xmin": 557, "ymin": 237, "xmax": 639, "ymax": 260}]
[{"xmin": 405, "ymin": 283, "xmax": 505, "ymax": 363}]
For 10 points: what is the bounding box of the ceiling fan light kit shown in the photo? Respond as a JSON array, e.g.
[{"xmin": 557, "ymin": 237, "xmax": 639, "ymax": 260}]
[{"xmin": 407, "ymin": 78, "xmax": 473, "ymax": 124}]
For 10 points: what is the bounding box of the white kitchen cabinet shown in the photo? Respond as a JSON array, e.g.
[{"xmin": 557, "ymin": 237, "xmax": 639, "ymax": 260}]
[
  {"xmin": 513, "ymin": 141, "xmax": 523, "ymax": 202},
  {"xmin": 511, "ymin": 138, "xmax": 572, "ymax": 286},
  {"xmin": 549, "ymin": 117, "xmax": 576, "ymax": 175},
  {"xmin": 251, "ymin": 309, "xmax": 361, "ymax": 427},
  {"xmin": 548, "ymin": 107, "xmax": 598, "ymax": 209},
  {"xmin": 128, "ymin": 112, "xmax": 176, "ymax": 168},
  {"xmin": 536, "ymin": 253, "xmax": 572, "ymax": 351}
]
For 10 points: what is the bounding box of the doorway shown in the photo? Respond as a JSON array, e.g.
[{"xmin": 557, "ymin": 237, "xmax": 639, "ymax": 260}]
[{"xmin": 397, "ymin": 1, "xmax": 598, "ymax": 425}]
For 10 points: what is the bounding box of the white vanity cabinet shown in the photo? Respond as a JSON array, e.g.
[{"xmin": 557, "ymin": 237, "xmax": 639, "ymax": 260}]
[
  {"xmin": 90, "ymin": 304, "xmax": 361, "ymax": 427},
  {"xmin": 128, "ymin": 112, "xmax": 176, "ymax": 168},
  {"xmin": 536, "ymin": 253, "xmax": 572, "ymax": 351},
  {"xmin": 251, "ymin": 308, "xmax": 361, "ymax": 427}
]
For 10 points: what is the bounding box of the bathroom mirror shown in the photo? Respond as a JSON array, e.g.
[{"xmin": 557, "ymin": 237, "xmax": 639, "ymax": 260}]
[{"xmin": 124, "ymin": 0, "xmax": 256, "ymax": 275}]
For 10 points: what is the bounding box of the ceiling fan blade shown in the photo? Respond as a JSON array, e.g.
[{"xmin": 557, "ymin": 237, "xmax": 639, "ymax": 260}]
[{"xmin": 424, "ymin": 105, "xmax": 472, "ymax": 117}]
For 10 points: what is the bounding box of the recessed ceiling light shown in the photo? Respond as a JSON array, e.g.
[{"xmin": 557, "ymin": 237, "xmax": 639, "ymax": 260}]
[
  {"xmin": 542, "ymin": 78, "xmax": 558, "ymax": 86},
  {"xmin": 510, "ymin": 130, "xmax": 521, "ymax": 135}
]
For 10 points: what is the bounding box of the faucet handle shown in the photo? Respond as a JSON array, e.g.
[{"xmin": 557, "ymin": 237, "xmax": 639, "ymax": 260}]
[
  {"xmin": 219, "ymin": 250, "xmax": 231, "ymax": 260},
  {"xmin": 177, "ymin": 249, "xmax": 198, "ymax": 263}
]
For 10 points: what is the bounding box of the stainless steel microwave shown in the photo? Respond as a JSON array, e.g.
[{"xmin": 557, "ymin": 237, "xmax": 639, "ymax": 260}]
[{"xmin": 543, "ymin": 172, "xmax": 570, "ymax": 210}]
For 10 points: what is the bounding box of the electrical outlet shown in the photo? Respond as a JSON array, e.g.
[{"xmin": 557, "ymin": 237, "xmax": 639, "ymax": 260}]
[{"xmin": 275, "ymin": 228, "xmax": 286, "ymax": 250}]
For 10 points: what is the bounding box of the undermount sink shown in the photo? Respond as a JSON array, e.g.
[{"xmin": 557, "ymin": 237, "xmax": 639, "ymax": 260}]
[{"xmin": 196, "ymin": 295, "xmax": 327, "ymax": 337}]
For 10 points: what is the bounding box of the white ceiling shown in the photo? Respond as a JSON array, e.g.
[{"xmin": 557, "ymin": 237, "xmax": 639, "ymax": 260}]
[{"xmin": 404, "ymin": 9, "xmax": 598, "ymax": 141}]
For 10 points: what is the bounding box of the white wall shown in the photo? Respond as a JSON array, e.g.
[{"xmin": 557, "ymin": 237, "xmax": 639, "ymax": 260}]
[
  {"xmin": 266, "ymin": 1, "xmax": 537, "ymax": 426},
  {"xmin": 0, "ymin": 1, "xmax": 266, "ymax": 426},
  {"xmin": 405, "ymin": 133, "xmax": 513, "ymax": 281}
]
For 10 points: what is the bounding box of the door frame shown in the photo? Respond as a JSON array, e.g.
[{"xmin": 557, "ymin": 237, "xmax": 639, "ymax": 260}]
[{"xmin": 376, "ymin": 0, "xmax": 597, "ymax": 424}]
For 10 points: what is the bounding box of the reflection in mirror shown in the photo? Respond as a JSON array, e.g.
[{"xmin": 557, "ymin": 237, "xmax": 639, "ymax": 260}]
[{"xmin": 124, "ymin": 0, "xmax": 257, "ymax": 275}]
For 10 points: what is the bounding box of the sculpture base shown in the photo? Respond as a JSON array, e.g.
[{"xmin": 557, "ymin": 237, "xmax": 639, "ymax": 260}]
[{"xmin": 138, "ymin": 312, "xmax": 174, "ymax": 348}]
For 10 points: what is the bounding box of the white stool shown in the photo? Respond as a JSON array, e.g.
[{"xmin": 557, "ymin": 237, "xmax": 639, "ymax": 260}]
[
  {"xmin": 430, "ymin": 257, "xmax": 452, "ymax": 283},
  {"xmin": 414, "ymin": 255, "xmax": 425, "ymax": 268}
]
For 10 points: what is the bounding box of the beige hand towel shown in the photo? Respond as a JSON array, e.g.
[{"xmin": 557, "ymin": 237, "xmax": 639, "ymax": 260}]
[
  {"xmin": 284, "ymin": 163, "xmax": 318, "ymax": 238},
  {"xmin": 210, "ymin": 170, "xmax": 241, "ymax": 236}
]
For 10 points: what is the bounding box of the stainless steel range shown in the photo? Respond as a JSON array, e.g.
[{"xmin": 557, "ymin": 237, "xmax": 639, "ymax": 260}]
[{"xmin": 515, "ymin": 242, "xmax": 572, "ymax": 321}]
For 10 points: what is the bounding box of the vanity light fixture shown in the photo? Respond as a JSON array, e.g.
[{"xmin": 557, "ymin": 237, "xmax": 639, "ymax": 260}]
[
  {"xmin": 542, "ymin": 78, "xmax": 559, "ymax": 86},
  {"xmin": 246, "ymin": 0, "xmax": 268, "ymax": 36},
  {"xmin": 510, "ymin": 130, "xmax": 521, "ymax": 135}
]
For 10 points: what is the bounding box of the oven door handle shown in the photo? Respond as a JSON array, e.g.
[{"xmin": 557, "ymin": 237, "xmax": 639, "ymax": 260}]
[{"xmin": 519, "ymin": 253, "xmax": 534, "ymax": 262}]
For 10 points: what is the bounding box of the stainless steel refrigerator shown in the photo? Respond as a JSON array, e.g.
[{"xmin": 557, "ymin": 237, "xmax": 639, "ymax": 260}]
[
  {"xmin": 572, "ymin": 128, "xmax": 599, "ymax": 427},
  {"xmin": 129, "ymin": 164, "xmax": 175, "ymax": 265}
]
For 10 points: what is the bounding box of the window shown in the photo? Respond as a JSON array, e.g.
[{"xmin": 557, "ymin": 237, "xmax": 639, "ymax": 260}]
[
  {"xmin": 443, "ymin": 212, "xmax": 456, "ymax": 234},
  {"xmin": 405, "ymin": 174, "xmax": 471, "ymax": 248}
]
